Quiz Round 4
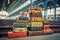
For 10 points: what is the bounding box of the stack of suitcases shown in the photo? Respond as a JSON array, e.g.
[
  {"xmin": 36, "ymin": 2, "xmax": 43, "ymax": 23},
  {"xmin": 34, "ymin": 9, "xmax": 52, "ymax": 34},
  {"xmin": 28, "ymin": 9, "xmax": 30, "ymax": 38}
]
[
  {"xmin": 8, "ymin": 12, "xmax": 29, "ymax": 38},
  {"xmin": 27, "ymin": 7, "xmax": 44, "ymax": 36}
]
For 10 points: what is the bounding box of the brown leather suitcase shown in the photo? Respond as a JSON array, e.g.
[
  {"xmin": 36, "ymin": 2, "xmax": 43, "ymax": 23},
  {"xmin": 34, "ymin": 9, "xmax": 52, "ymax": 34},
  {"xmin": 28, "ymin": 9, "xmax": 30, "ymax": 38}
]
[
  {"xmin": 27, "ymin": 31, "xmax": 43, "ymax": 36},
  {"xmin": 29, "ymin": 13, "xmax": 42, "ymax": 17},
  {"xmin": 30, "ymin": 27, "xmax": 42, "ymax": 31}
]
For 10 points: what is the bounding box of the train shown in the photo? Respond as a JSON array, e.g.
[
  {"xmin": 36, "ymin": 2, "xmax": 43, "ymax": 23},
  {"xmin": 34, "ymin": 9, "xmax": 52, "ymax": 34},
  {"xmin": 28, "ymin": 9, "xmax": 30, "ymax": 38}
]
[{"xmin": 0, "ymin": 19, "xmax": 16, "ymax": 37}]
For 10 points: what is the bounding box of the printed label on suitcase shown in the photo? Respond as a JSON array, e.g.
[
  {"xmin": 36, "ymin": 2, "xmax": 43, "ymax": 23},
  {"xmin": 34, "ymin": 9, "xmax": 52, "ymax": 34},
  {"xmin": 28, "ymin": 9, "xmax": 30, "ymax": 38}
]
[{"xmin": 31, "ymin": 22, "xmax": 43, "ymax": 27}]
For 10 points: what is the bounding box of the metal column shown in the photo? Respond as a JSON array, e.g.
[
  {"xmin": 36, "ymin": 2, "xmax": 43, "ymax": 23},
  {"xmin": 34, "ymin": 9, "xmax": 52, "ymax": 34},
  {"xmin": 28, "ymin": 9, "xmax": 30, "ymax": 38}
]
[
  {"xmin": 44, "ymin": 8, "xmax": 47, "ymax": 19},
  {"xmin": 54, "ymin": 5, "xmax": 56, "ymax": 21},
  {"xmin": 54, "ymin": 0, "xmax": 57, "ymax": 21},
  {"xmin": 30, "ymin": 0, "xmax": 33, "ymax": 6},
  {"xmin": 44, "ymin": 0, "xmax": 47, "ymax": 19}
]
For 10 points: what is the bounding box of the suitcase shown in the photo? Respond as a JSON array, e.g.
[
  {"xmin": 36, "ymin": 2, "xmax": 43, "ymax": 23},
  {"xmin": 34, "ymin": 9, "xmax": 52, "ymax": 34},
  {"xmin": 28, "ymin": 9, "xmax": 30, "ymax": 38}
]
[
  {"xmin": 19, "ymin": 16, "xmax": 28, "ymax": 20},
  {"xmin": 14, "ymin": 28, "xmax": 27, "ymax": 32},
  {"xmin": 30, "ymin": 17, "xmax": 44, "ymax": 22},
  {"xmin": 42, "ymin": 29, "xmax": 53, "ymax": 34},
  {"xmin": 43, "ymin": 25, "xmax": 53, "ymax": 34},
  {"xmin": 44, "ymin": 21, "xmax": 49, "ymax": 25},
  {"xmin": 29, "ymin": 8, "xmax": 42, "ymax": 14},
  {"xmin": 43, "ymin": 25, "xmax": 50, "ymax": 30},
  {"xmin": 17, "ymin": 20, "xmax": 29, "ymax": 23},
  {"xmin": 27, "ymin": 31, "xmax": 42, "ymax": 36},
  {"xmin": 13, "ymin": 22, "xmax": 30, "ymax": 27},
  {"xmin": 30, "ymin": 27, "xmax": 42, "ymax": 31},
  {"xmin": 29, "ymin": 13, "xmax": 42, "ymax": 17},
  {"xmin": 30, "ymin": 22, "xmax": 43, "ymax": 27},
  {"xmin": 8, "ymin": 32, "xmax": 27, "ymax": 38}
]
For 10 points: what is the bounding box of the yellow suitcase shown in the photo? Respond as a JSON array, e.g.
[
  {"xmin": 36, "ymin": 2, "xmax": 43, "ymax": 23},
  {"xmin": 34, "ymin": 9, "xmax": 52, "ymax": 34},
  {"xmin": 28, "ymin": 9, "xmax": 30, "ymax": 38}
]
[
  {"xmin": 14, "ymin": 28, "xmax": 27, "ymax": 32},
  {"xmin": 31, "ymin": 22, "xmax": 43, "ymax": 27}
]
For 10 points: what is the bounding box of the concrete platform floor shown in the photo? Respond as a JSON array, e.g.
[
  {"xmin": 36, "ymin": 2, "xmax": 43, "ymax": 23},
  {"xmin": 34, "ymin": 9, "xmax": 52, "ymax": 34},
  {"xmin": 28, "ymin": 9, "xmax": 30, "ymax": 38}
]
[{"xmin": 0, "ymin": 33, "xmax": 60, "ymax": 40}]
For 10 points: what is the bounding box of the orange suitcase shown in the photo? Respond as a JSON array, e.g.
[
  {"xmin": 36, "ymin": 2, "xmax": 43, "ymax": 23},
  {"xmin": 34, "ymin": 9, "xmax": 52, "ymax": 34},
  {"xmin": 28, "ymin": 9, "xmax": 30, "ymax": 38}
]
[{"xmin": 30, "ymin": 17, "xmax": 44, "ymax": 22}]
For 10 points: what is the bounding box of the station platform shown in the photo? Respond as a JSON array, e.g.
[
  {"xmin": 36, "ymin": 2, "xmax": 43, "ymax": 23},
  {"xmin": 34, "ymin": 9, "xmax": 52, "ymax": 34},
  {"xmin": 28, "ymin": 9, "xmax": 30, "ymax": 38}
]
[{"xmin": 0, "ymin": 33, "xmax": 60, "ymax": 40}]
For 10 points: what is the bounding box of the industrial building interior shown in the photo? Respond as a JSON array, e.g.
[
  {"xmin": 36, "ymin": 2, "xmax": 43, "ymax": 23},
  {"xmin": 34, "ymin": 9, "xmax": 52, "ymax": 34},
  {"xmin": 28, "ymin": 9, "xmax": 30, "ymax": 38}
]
[{"xmin": 0, "ymin": 0, "xmax": 60, "ymax": 40}]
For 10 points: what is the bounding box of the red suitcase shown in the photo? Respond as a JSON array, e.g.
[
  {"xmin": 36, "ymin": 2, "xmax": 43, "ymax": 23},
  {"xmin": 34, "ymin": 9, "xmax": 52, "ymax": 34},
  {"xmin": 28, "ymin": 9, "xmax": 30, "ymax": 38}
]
[
  {"xmin": 43, "ymin": 25, "xmax": 50, "ymax": 30},
  {"xmin": 8, "ymin": 32, "xmax": 27, "ymax": 38},
  {"xmin": 43, "ymin": 25, "xmax": 53, "ymax": 34}
]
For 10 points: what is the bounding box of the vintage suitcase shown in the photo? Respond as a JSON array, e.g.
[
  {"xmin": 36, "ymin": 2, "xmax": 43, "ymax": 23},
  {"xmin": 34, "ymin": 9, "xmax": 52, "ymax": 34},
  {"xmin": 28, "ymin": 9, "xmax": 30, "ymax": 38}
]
[
  {"xmin": 42, "ymin": 25, "xmax": 53, "ymax": 34},
  {"xmin": 27, "ymin": 31, "xmax": 42, "ymax": 36},
  {"xmin": 17, "ymin": 20, "xmax": 29, "ymax": 23},
  {"xmin": 44, "ymin": 21, "xmax": 49, "ymax": 25},
  {"xmin": 14, "ymin": 28, "xmax": 27, "ymax": 32},
  {"xmin": 30, "ymin": 22, "xmax": 43, "ymax": 27},
  {"xmin": 43, "ymin": 29, "xmax": 53, "ymax": 34},
  {"xmin": 29, "ymin": 13, "xmax": 42, "ymax": 17},
  {"xmin": 13, "ymin": 22, "xmax": 30, "ymax": 27},
  {"xmin": 29, "ymin": 7, "xmax": 42, "ymax": 14},
  {"xmin": 19, "ymin": 16, "xmax": 28, "ymax": 20},
  {"xmin": 30, "ymin": 17, "xmax": 44, "ymax": 22},
  {"xmin": 8, "ymin": 32, "xmax": 27, "ymax": 38},
  {"xmin": 30, "ymin": 27, "xmax": 42, "ymax": 31},
  {"xmin": 43, "ymin": 25, "xmax": 50, "ymax": 30}
]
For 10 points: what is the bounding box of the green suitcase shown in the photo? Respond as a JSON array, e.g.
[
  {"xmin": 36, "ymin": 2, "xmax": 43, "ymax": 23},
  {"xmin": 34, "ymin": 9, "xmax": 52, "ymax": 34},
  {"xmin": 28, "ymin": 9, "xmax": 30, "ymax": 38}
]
[{"xmin": 13, "ymin": 22, "xmax": 30, "ymax": 28}]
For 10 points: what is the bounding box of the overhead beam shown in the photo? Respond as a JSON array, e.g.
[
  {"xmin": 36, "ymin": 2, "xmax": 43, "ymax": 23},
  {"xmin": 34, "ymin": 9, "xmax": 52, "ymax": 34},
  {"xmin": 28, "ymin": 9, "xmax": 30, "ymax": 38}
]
[{"xmin": 7, "ymin": 0, "xmax": 36, "ymax": 17}]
